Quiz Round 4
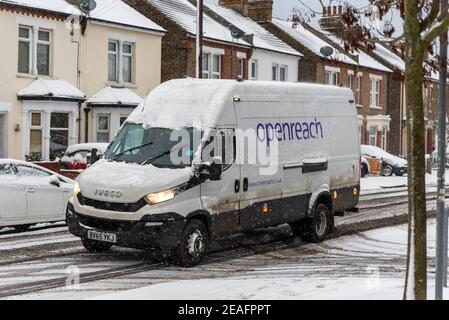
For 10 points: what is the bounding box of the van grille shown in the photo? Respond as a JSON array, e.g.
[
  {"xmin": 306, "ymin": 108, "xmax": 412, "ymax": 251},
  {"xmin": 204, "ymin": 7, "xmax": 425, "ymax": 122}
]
[
  {"xmin": 77, "ymin": 214, "xmax": 136, "ymax": 232},
  {"xmin": 77, "ymin": 193, "xmax": 147, "ymax": 212}
]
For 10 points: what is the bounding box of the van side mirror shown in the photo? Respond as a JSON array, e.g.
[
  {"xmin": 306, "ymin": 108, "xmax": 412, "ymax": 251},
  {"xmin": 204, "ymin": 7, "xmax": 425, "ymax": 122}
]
[
  {"xmin": 199, "ymin": 156, "xmax": 223, "ymax": 181},
  {"xmin": 48, "ymin": 175, "xmax": 60, "ymax": 187},
  {"xmin": 91, "ymin": 148, "xmax": 100, "ymax": 164}
]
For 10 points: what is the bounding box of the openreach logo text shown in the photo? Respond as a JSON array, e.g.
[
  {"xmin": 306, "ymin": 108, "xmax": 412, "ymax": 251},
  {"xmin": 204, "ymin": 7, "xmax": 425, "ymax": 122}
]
[{"xmin": 256, "ymin": 118, "xmax": 324, "ymax": 146}]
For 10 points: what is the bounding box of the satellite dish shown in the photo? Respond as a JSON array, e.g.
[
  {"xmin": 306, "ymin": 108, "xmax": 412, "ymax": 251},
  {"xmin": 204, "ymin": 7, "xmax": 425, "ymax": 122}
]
[
  {"xmin": 230, "ymin": 25, "xmax": 245, "ymax": 40},
  {"xmin": 80, "ymin": 0, "xmax": 97, "ymax": 14},
  {"xmin": 320, "ymin": 46, "xmax": 334, "ymax": 57}
]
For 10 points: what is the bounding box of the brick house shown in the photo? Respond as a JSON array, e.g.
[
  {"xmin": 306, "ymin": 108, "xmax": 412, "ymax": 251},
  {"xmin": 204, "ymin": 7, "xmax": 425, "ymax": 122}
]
[
  {"xmin": 369, "ymin": 43, "xmax": 442, "ymax": 156},
  {"xmin": 262, "ymin": 19, "xmax": 393, "ymax": 150},
  {"xmin": 124, "ymin": 0, "xmax": 253, "ymax": 82}
]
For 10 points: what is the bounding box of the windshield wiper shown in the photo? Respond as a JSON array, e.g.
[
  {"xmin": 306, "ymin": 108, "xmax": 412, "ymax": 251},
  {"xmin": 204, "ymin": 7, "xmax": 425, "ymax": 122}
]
[
  {"xmin": 141, "ymin": 149, "xmax": 173, "ymax": 165},
  {"xmin": 112, "ymin": 141, "xmax": 153, "ymax": 160}
]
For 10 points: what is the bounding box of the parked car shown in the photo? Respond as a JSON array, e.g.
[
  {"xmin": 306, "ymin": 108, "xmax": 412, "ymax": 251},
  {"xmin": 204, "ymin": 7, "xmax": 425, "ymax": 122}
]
[
  {"xmin": 431, "ymin": 146, "xmax": 449, "ymax": 167},
  {"xmin": 67, "ymin": 79, "xmax": 361, "ymax": 267},
  {"xmin": 361, "ymin": 145, "xmax": 407, "ymax": 176},
  {"xmin": 0, "ymin": 159, "xmax": 75, "ymax": 232},
  {"xmin": 60, "ymin": 143, "xmax": 109, "ymax": 170},
  {"xmin": 361, "ymin": 156, "xmax": 370, "ymax": 178}
]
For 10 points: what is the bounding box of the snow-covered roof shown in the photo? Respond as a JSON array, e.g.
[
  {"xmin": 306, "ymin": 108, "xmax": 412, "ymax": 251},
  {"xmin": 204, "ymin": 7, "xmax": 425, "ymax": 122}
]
[
  {"xmin": 325, "ymin": 34, "xmax": 392, "ymax": 73},
  {"xmin": 148, "ymin": 0, "xmax": 250, "ymax": 46},
  {"xmin": 88, "ymin": 0, "xmax": 165, "ymax": 33},
  {"xmin": 0, "ymin": 0, "xmax": 165, "ymax": 33},
  {"xmin": 18, "ymin": 78, "xmax": 86, "ymax": 101},
  {"xmin": 272, "ymin": 18, "xmax": 357, "ymax": 66},
  {"xmin": 87, "ymin": 86, "xmax": 143, "ymax": 106},
  {"xmin": 206, "ymin": 4, "xmax": 301, "ymax": 57}
]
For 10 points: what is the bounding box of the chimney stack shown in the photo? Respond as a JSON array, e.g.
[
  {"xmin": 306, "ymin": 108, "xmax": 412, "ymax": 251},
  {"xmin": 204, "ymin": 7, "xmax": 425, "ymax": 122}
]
[
  {"xmin": 219, "ymin": 0, "xmax": 273, "ymax": 22},
  {"xmin": 319, "ymin": 4, "xmax": 345, "ymax": 34}
]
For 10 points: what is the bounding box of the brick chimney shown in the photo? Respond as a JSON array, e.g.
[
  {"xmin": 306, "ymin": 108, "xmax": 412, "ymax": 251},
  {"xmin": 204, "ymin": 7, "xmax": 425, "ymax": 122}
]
[
  {"xmin": 219, "ymin": 0, "xmax": 273, "ymax": 22},
  {"xmin": 319, "ymin": 5, "xmax": 345, "ymax": 34}
]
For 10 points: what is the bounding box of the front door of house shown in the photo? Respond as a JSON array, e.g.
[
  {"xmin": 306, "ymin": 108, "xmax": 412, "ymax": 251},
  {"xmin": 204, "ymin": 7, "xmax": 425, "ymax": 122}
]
[{"xmin": 0, "ymin": 114, "xmax": 6, "ymax": 158}]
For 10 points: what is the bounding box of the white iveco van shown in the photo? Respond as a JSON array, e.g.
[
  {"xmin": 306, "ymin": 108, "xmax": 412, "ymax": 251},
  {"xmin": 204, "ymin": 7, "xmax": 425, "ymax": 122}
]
[{"xmin": 67, "ymin": 79, "xmax": 360, "ymax": 266}]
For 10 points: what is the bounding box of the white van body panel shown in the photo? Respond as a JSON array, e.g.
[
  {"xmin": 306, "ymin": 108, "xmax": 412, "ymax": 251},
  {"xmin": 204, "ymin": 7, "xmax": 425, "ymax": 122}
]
[{"xmin": 69, "ymin": 79, "xmax": 360, "ymax": 248}]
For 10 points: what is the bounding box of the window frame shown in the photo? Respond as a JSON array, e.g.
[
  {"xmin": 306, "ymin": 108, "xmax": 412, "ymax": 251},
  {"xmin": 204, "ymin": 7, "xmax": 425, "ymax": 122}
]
[
  {"xmin": 279, "ymin": 66, "xmax": 288, "ymax": 82},
  {"xmin": 238, "ymin": 57, "xmax": 244, "ymax": 78},
  {"xmin": 18, "ymin": 26, "xmax": 32, "ymax": 75},
  {"xmin": 250, "ymin": 59, "xmax": 258, "ymax": 80},
  {"xmin": 370, "ymin": 77, "xmax": 381, "ymax": 108},
  {"xmin": 201, "ymin": 53, "xmax": 221, "ymax": 79},
  {"xmin": 29, "ymin": 111, "xmax": 43, "ymax": 157},
  {"xmin": 36, "ymin": 29, "xmax": 51, "ymax": 76},
  {"xmin": 49, "ymin": 112, "xmax": 70, "ymax": 159},
  {"xmin": 121, "ymin": 42, "xmax": 133, "ymax": 84},
  {"xmin": 369, "ymin": 126, "xmax": 377, "ymax": 146},
  {"xmin": 96, "ymin": 114, "xmax": 111, "ymax": 143},
  {"xmin": 272, "ymin": 64, "xmax": 279, "ymax": 81},
  {"xmin": 356, "ymin": 75, "xmax": 362, "ymax": 106},
  {"xmin": 325, "ymin": 70, "xmax": 339, "ymax": 86},
  {"xmin": 108, "ymin": 40, "xmax": 119, "ymax": 83}
]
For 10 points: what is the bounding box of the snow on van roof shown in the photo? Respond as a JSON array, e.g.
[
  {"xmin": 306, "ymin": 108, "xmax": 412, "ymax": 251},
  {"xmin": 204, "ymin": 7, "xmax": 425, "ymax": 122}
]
[
  {"xmin": 272, "ymin": 18, "xmax": 358, "ymax": 65},
  {"xmin": 126, "ymin": 79, "xmax": 354, "ymax": 130},
  {"xmin": 205, "ymin": 4, "xmax": 301, "ymax": 57},
  {"xmin": 148, "ymin": 0, "xmax": 250, "ymax": 45},
  {"xmin": 0, "ymin": 0, "xmax": 165, "ymax": 33}
]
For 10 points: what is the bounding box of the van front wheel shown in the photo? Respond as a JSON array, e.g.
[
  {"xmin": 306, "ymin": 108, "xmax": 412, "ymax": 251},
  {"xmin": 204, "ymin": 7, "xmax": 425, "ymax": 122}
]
[
  {"xmin": 173, "ymin": 219, "xmax": 208, "ymax": 267},
  {"xmin": 291, "ymin": 203, "xmax": 332, "ymax": 243}
]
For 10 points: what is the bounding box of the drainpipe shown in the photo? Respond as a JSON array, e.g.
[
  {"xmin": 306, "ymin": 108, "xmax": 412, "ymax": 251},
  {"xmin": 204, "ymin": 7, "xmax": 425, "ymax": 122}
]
[{"xmin": 84, "ymin": 107, "xmax": 91, "ymax": 143}]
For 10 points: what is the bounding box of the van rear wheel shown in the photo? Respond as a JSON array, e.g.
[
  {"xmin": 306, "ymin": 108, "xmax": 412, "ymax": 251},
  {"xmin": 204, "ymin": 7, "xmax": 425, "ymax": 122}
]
[
  {"xmin": 81, "ymin": 238, "xmax": 112, "ymax": 253},
  {"xmin": 173, "ymin": 219, "xmax": 208, "ymax": 267},
  {"xmin": 290, "ymin": 203, "xmax": 332, "ymax": 243}
]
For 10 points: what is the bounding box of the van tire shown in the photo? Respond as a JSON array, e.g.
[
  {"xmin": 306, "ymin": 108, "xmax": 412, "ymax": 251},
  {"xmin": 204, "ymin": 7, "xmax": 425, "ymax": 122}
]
[
  {"xmin": 173, "ymin": 219, "xmax": 208, "ymax": 267},
  {"xmin": 292, "ymin": 203, "xmax": 332, "ymax": 243},
  {"xmin": 14, "ymin": 224, "xmax": 32, "ymax": 232},
  {"xmin": 81, "ymin": 238, "xmax": 113, "ymax": 253}
]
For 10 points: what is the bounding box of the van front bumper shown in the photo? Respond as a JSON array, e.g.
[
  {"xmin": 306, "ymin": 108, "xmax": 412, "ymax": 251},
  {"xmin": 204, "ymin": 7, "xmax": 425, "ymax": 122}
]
[{"xmin": 66, "ymin": 203, "xmax": 186, "ymax": 255}]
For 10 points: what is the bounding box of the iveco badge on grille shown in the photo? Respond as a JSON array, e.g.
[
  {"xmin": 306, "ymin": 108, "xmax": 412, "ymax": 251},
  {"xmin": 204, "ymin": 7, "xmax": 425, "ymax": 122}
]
[{"xmin": 94, "ymin": 188, "xmax": 122, "ymax": 198}]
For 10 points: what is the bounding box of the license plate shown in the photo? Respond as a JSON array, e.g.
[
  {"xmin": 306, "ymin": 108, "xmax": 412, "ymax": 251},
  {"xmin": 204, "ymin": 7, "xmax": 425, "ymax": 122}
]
[{"xmin": 87, "ymin": 230, "xmax": 117, "ymax": 243}]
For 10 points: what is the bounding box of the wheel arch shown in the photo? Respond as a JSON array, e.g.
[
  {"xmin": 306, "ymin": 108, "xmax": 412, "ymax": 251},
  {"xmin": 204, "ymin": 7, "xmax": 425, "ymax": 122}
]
[{"xmin": 308, "ymin": 185, "xmax": 333, "ymax": 216}]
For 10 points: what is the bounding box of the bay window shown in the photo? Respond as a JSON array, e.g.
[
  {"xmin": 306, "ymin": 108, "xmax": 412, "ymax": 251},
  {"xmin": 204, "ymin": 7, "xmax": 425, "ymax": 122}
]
[
  {"xmin": 97, "ymin": 115, "xmax": 110, "ymax": 143},
  {"xmin": 29, "ymin": 112, "xmax": 43, "ymax": 158}
]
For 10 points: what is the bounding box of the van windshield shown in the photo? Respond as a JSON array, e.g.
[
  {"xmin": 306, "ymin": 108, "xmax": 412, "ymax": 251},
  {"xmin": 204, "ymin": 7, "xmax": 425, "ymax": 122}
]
[{"xmin": 104, "ymin": 123, "xmax": 201, "ymax": 168}]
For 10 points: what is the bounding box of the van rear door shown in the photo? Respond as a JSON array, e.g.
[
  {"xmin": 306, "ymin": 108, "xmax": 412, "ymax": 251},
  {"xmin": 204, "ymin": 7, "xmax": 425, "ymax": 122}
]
[{"xmin": 234, "ymin": 99, "xmax": 283, "ymax": 231}]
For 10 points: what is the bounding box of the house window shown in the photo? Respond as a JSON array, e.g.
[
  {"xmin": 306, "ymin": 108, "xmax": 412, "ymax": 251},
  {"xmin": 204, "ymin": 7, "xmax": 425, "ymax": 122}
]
[
  {"xmin": 369, "ymin": 126, "xmax": 377, "ymax": 146},
  {"xmin": 370, "ymin": 78, "xmax": 381, "ymax": 108},
  {"xmin": 97, "ymin": 115, "xmax": 110, "ymax": 143},
  {"xmin": 108, "ymin": 41, "xmax": 134, "ymax": 84},
  {"xmin": 202, "ymin": 53, "xmax": 221, "ymax": 79},
  {"xmin": 122, "ymin": 43, "xmax": 133, "ymax": 83},
  {"xmin": 280, "ymin": 66, "xmax": 287, "ymax": 82},
  {"xmin": 381, "ymin": 127, "xmax": 387, "ymax": 150},
  {"xmin": 348, "ymin": 74, "xmax": 353, "ymax": 90},
  {"xmin": 50, "ymin": 113, "xmax": 69, "ymax": 160},
  {"xmin": 250, "ymin": 60, "xmax": 258, "ymax": 80},
  {"xmin": 356, "ymin": 75, "xmax": 362, "ymax": 105},
  {"xmin": 325, "ymin": 71, "xmax": 339, "ymax": 86},
  {"xmin": 272, "ymin": 64, "xmax": 278, "ymax": 81},
  {"xmin": 18, "ymin": 26, "xmax": 32, "ymax": 74},
  {"xmin": 108, "ymin": 41, "xmax": 119, "ymax": 82},
  {"xmin": 37, "ymin": 30, "xmax": 51, "ymax": 76},
  {"xmin": 29, "ymin": 112, "xmax": 43, "ymax": 158},
  {"xmin": 238, "ymin": 58, "xmax": 244, "ymax": 78}
]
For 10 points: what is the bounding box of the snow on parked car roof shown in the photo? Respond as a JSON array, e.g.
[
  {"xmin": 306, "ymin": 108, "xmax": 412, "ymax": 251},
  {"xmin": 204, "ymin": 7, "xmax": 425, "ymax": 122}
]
[
  {"xmin": 127, "ymin": 78, "xmax": 353, "ymax": 130},
  {"xmin": 205, "ymin": 4, "xmax": 301, "ymax": 57},
  {"xmin": 148, "ymin": 0, "xmax": 250, "ymax": 46},
  {"xmin": 18, "ymin": 78, "xmax": 86, "ymax": 100},
  {"xmin": 361, "ymin": 145, "xmax": 407, "ymax": 167},
  {"xmin": 271, "ymin": 18, "xmax": 357, "ymax": 65},
  {"xmin": 87, "ymin": 86, "xmax": 143, "ymax": 106},
  {"xmin": 0, "ymin": 0, "xmax": 165, "ymax": 33},
  {"xmin": 0, "ymin": 159, "xmax": 75, "ymax": 183}
]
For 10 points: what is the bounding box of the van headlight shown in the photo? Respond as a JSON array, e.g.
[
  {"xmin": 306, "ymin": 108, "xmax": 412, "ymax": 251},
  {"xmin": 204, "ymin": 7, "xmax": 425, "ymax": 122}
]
[
  {"xmin": 73, "ymin": 182, "xmax": 81, "ymax": 197},
  {"xmin": 145, "ymin": 189, "xmax": 177, "ymax": 205}
]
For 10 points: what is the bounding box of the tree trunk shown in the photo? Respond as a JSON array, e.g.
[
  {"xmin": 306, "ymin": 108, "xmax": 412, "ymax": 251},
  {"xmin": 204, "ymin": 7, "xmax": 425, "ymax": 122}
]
[{"xmin": 403, "ymin": 1, "xmax": 427, "ymax": 300}]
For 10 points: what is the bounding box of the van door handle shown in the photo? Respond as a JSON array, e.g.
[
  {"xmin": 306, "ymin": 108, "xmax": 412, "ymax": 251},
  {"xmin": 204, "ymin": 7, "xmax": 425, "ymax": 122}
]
[
  {"xmin": 234, "ymin": 179, "xmax": 240, "ymax": 193},
  {"xmin": 27, "ymin": 188, "xmax": 35, "ymax": 193},
  {"xmin": 243, "ymin": 178, "xmax": 249, "ymax": 192}
]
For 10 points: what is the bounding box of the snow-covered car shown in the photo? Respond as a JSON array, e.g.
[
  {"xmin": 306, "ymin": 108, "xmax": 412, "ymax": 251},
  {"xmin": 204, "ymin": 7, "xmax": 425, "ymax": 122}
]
[
  {"xmin": 0, "ymin": 159, "xmax": 75, "ymax": 232},
  {"xmin": 60, "ymin": 143, "xmax": 109, "ymax": 170},
  {"xmin": 361, "ymin": 156, "xmax": 370, "ymax": 178},
  {"xmin": 431, "ymin": 146, "xmax": 449, "ymax": 167},
  {"xmin": 361, "ymin": 145, "xmax": 407, "ymax": 176}
]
